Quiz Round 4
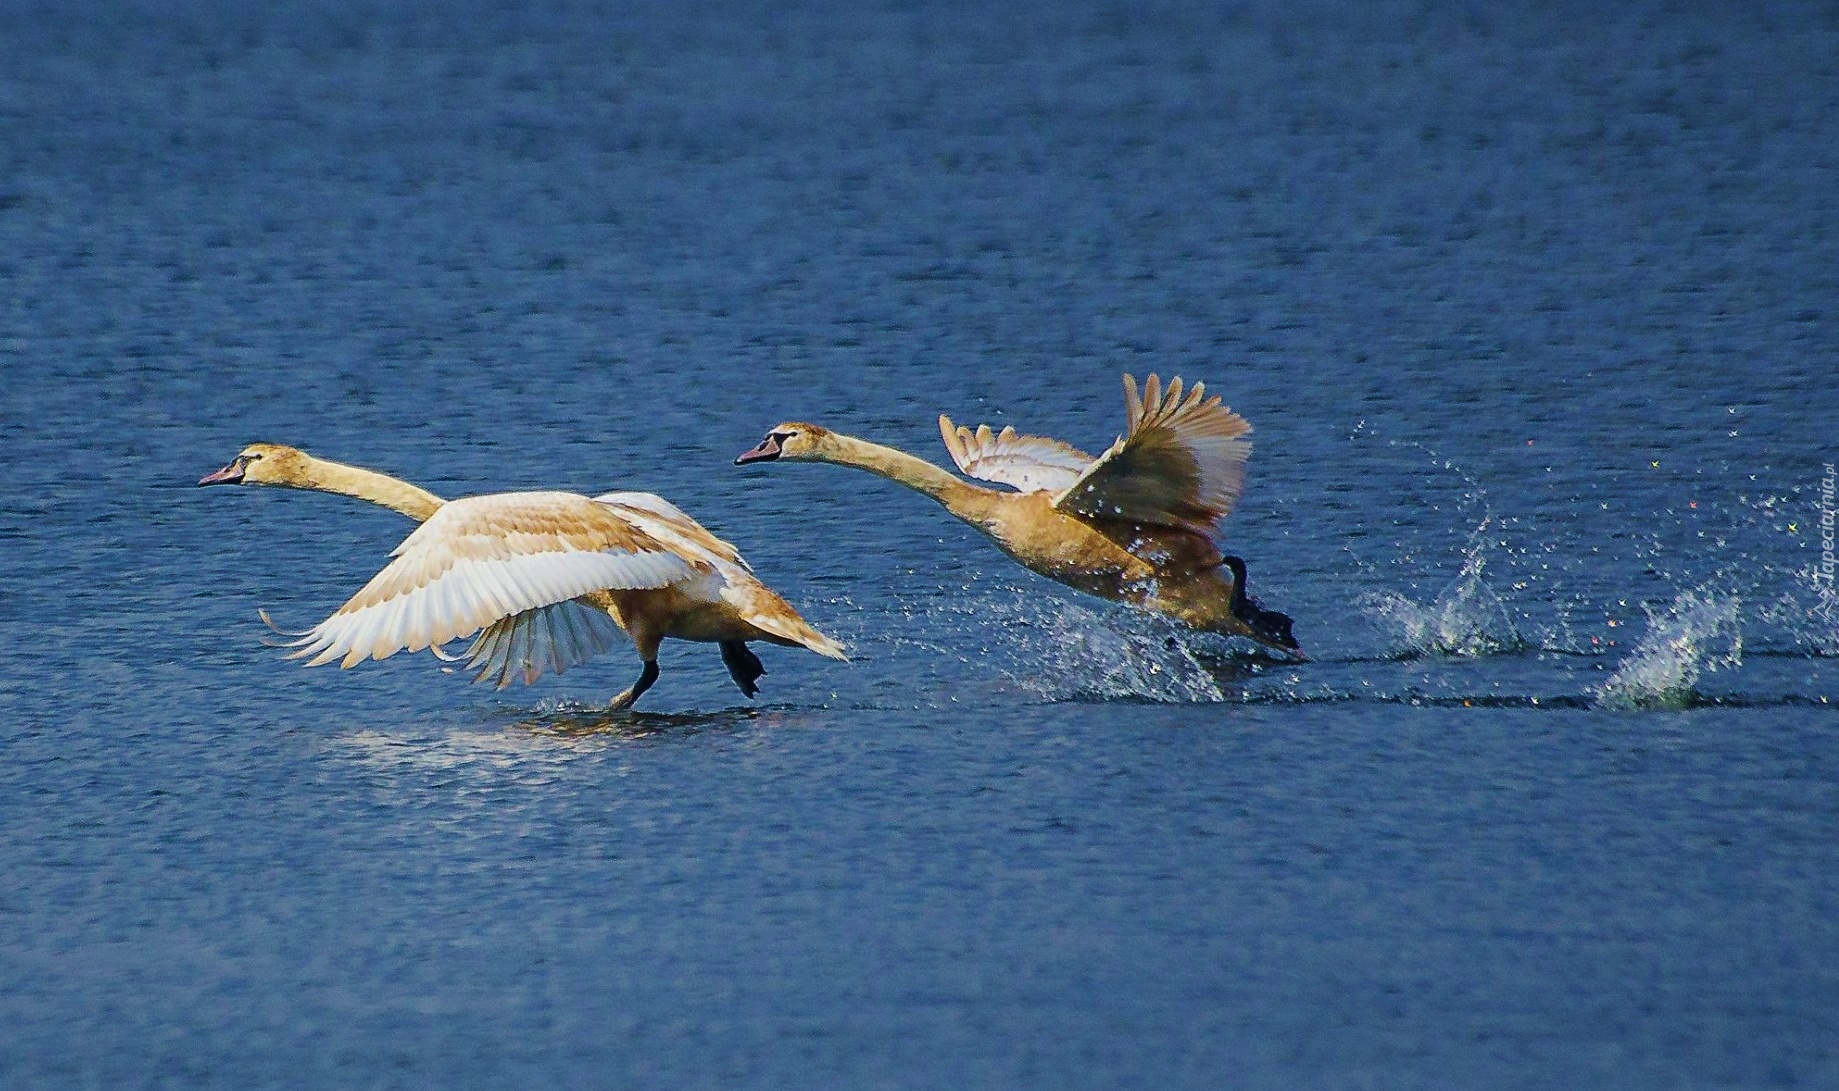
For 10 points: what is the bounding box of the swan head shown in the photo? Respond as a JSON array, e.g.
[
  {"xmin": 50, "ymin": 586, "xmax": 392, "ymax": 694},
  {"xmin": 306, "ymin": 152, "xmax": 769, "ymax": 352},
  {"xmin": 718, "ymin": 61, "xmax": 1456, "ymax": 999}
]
[
  {"xmin": 199, "ymin": 443, "xmax": 309, "ymax": 487},
  {"xmin": 735, "ymin": 423, "xmax": 831, "ymax": 465}
]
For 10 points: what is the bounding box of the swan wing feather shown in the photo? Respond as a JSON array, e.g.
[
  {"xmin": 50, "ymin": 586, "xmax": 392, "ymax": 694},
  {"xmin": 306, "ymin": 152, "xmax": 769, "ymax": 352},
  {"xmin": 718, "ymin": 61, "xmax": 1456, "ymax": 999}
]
[
  {"xmin": 1052, "ymin": 374, "xmax": 1252, "ymax": 534},
  {"xmin": 937, "ymin": 415, "xmax": 1094, "ymax": 494},
  {"xmin": 279, "ymin": 492, "xmax": 697, "ymax": 670},
  {"xmin": 461, "ymin": 597, "xmax": 627, "ymax": 688}
]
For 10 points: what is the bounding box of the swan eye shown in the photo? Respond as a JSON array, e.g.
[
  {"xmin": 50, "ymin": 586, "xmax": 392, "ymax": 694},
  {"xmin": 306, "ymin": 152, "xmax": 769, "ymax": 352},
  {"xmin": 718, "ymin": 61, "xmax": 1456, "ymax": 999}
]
[{"xmin": 771, "ymin": 431, "xmax": 795, "ymax": 443}]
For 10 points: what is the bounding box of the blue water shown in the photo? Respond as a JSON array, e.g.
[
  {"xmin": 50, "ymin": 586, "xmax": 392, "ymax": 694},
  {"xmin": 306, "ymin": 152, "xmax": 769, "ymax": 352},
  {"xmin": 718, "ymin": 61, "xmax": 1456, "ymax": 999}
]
[{"xmin": 3, "ymin": 1, "xmax": 1837, "ymax": 1086}]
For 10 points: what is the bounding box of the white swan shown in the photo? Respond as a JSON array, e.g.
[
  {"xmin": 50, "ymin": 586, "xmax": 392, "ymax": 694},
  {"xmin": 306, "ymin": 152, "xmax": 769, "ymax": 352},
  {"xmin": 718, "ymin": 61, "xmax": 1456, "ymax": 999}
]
[{"xmin": 201, "ymin": 443, "xmax": 846, "ymax": 709}]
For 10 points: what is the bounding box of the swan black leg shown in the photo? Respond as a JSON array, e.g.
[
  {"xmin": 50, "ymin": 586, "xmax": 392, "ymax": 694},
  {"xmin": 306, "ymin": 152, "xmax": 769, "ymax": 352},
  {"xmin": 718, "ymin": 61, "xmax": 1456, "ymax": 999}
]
[
  {"xmin": 720, "ymin": 640, "xmax": 766, "ymax": 698},
  {"xmin": 609, "ymin": 659, "xmax": 660, "ymax": 711}
]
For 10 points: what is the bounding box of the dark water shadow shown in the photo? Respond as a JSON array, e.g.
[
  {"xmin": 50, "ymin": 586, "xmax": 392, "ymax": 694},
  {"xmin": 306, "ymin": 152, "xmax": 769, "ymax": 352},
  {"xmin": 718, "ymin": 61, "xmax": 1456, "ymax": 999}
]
[
  {"xmin": 1186, "ymin": 643, "xmax": 1311, "ymax": 673},
  {"xmin": 503, "ymin": 703, "xmax": 769, "ymax": 742}
]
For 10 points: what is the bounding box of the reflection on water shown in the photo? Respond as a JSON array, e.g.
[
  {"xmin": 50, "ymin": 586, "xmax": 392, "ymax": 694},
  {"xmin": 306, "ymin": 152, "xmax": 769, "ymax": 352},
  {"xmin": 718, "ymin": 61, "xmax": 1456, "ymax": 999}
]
[
  {"xmin": 335, "ymin": 704, "xmax": 770, "ymax": 772},
  {"xmin": 516, "ymin": 703, "xmax": 766, "ymax": 741}
]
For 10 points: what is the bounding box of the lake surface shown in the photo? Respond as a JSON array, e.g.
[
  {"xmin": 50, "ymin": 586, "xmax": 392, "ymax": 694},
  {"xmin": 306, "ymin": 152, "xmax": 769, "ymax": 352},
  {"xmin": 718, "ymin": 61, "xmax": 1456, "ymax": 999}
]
[{"xmin": 2, "ymin": 0, "xmax": 1836, "ymax": 1087}]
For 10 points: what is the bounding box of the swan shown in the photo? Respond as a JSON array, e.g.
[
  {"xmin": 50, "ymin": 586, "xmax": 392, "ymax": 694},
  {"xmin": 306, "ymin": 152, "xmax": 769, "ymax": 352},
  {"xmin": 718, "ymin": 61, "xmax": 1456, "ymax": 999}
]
[
  {"xmin": 736, "ymin": 374, "xmax": 1304, "ymax": 658},
  {"xmin": 199, "ymin": 443, "xmax": 846, "ymax": 709}
]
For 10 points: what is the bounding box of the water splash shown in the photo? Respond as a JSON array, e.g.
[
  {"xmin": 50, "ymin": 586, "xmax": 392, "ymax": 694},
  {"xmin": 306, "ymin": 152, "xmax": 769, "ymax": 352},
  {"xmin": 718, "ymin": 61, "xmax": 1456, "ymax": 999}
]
[
  {"xmin": 983, "ymin": 597, "xmax": 1239, "ymax": 702},
  {"xmin": 1341, "ymin": 426, "xmax": 1542, "ymax": 658},
  {"xmin": 891, "ymin": 585, "xmax": 1291, "ymax": 704},
  {"xmin": 1591, "ymin": 587, "xmax": 1743, "ymax": 710},
  {"xmin": 1362, "ymin": 514, "xmax": 1525, "ymax": 657},
  {"xmin": 1753, "ymin": 582, "xmax": 1839, "ymax": 656}
]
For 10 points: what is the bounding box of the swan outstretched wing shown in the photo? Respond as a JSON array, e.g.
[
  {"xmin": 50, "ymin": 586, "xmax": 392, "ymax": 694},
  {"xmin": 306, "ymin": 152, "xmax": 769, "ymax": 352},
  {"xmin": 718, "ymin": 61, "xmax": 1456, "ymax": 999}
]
[
  {"xmin": 278, "ymin": 492, "xmax": 698, "ymax": 669},
  {"xmin": 1053, "ymin": 374, "xmax": 1252, "ymax": 534},
  {"xmin": 937, "ymin": 415, "xmax": 1095, "ymax": 494},
  {"xmin": 593, "ymin": 491, "xmax": 750, "ymax": 571}
]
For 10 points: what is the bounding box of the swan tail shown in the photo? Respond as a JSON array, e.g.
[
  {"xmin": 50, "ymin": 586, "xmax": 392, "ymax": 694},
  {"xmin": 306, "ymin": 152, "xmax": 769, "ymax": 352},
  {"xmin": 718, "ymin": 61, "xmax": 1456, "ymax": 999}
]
[
  {"xmin": 733, "ymin": 585, "xmax": 849, "ymax": 660},
  {"xmin": 783, "ymin": 620, "xmax": 849, "ymax": 660}
]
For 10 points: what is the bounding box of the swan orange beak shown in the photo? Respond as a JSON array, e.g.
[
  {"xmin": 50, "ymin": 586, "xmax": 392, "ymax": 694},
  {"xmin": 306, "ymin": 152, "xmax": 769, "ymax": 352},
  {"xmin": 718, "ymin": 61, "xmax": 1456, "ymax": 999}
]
[
  {"xmin": 198, "ymin": 459, "xmax": 246, "ymax": 485},
  {"xmin": 735, "ymin": 436, "xmax": 782, "ymax": 465}
]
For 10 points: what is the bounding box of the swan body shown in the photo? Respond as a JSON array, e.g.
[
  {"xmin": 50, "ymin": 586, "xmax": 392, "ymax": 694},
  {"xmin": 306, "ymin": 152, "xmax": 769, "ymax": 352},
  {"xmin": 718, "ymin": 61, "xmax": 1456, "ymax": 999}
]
[
  {"xmin": 737, "ymin": 374, "xmax": 1303, "ymax": 657},
  {"xmin": 200, "ymin": 443, "xmax": 845, "ymax": 709}
]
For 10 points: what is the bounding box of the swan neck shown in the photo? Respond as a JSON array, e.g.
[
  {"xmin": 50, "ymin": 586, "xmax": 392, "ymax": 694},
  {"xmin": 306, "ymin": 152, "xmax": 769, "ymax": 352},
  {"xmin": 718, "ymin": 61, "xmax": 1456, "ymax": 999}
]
[
  {"xmin": 820, "ymin": 434, "xmax": 984, "ymax": 509},
  {"xmin": 1224, "ymin": 559, "xmax": 1249, "ymax": 617},
  {"xmin": 293, "ymin": 456, "xmax": 446, "ymax": 521}
]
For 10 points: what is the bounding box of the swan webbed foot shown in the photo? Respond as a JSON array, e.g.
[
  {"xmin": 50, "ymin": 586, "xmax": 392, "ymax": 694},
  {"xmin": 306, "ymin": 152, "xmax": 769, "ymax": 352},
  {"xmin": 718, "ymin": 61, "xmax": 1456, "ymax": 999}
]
[
  {"xmin": 720, "ymin": 640, "xmax": 766, "ymax": 698},
  {"xmin": 608, "ymin": 659, "xmax": 660, "ymax": 711}
]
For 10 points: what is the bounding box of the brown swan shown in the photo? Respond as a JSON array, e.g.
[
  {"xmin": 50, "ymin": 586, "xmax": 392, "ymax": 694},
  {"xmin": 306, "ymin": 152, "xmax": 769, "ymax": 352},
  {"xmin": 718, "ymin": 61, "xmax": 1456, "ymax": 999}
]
[
  {"xmin": 200, "ymin": 443, "xmax": 846, "ymax": 709},
  {"xmin": 736, "ymin": 374, "xmax": 1303, "ymax": 658}
]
